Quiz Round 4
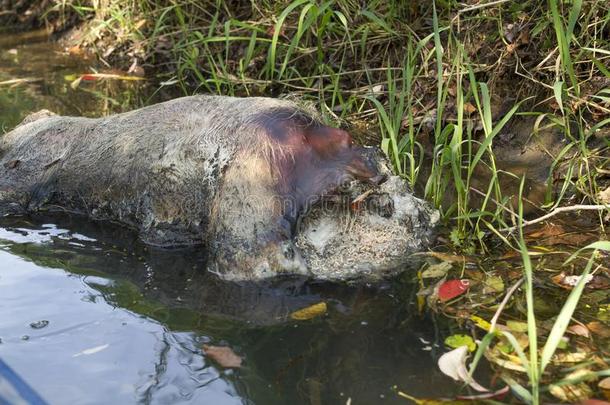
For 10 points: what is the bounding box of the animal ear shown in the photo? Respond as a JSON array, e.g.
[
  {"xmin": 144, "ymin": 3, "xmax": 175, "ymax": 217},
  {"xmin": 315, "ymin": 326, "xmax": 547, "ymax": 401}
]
[{"xmin": 305, "ymin": 127, "xmax": 352, "ymax": 157}]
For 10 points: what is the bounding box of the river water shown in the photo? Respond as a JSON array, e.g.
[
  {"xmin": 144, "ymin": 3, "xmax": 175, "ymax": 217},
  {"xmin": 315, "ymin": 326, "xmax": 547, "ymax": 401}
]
[{"xmin": 0, "ymin": 31, "xmax": 459, "ymax": 404}]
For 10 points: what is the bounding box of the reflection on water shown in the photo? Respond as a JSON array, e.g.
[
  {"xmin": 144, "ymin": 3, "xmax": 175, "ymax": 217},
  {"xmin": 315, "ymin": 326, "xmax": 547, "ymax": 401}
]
[
  {"xmin": 0, "ymin": 214, "xmax": 458, "ymax": 404},
  {"xmin": 0, "ymin": 29, "xmax": 164, "ymax": 132}
]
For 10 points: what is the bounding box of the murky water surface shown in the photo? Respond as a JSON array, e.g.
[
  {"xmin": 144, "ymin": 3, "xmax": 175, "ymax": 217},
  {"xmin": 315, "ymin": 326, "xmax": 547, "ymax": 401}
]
[{"xmin": 0, "ymin": 32, "xmax": 459, "ymax": 404}]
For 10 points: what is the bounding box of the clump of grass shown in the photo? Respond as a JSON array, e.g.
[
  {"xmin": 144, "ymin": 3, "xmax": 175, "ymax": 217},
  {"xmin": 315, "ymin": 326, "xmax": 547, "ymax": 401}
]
[{"xmin": 467, "ymin": 178, "xmax": 610, "ymax": 404}]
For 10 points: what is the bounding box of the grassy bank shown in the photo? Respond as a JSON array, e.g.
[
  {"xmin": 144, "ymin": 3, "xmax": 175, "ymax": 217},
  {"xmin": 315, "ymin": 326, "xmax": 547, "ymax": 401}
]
[
  {"xmin": 52, "ymin": 0, "xmax": 609, "ymax": 246},
  {"xmin": 6, "ymin": 0, "xmax": 610, "ymax": 402}
]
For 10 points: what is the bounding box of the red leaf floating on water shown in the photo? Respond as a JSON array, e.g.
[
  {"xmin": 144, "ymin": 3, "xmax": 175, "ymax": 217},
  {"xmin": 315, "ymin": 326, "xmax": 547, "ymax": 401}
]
[{"xmin": 438, "ymin": 279, "xmax": 470, "ymax": 302}]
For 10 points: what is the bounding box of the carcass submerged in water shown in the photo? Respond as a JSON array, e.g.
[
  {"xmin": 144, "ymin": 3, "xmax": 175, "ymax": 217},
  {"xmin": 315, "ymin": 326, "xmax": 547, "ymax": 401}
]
[{"xmin": 0, "ymin": 95, "xmax": 438, "ymax": 281}]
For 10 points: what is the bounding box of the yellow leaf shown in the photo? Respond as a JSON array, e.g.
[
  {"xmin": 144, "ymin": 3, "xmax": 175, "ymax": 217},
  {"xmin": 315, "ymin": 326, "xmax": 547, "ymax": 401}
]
[
  {"xmin": 470, "ymin": 315, "xmax": 491, "ymax": 331},
  {"xmin": 290, "ymin": 302, "xmax": 327, "ymax": 320}
]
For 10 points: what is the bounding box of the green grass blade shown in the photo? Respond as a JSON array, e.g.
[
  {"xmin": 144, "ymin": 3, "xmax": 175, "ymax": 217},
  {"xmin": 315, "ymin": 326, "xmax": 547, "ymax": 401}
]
[
  {"xmin": 539, "ymin": 254, "xmax": 595, "ymax": 373},
  {"xmin": 553, "ymin": 81, "xmax": 564, "ymax": 115},
  {"xmin": 566, "ymin": 241, "xmax": 610, "ymax": 263},
  {"xmin": 268, "ymin": 0, "xmax": 309, "ymax": 79}
]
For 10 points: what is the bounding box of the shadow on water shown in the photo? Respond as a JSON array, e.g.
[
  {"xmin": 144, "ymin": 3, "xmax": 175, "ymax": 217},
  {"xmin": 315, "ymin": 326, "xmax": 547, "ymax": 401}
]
[
  {"xmin": 0, "ymin": 30, "xmax": 462, "ymax": 404},
  {"xmin": 0, "ymin": 214, "xmax": 458, "ymax": 404}
]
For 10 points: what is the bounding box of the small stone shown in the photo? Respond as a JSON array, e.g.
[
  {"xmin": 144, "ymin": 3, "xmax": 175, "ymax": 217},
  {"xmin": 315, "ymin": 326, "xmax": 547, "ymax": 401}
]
[
  {"xmin": 30, "ymin": 320, "xmax": 49, "ymax": 329},
  {"xmin": 21, "ymin": 335, "xmax": 30, "ymax": 341}
]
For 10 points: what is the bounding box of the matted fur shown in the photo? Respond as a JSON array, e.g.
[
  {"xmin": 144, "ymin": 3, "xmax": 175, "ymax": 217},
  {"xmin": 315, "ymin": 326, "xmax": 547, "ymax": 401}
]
[{"xmin": 0, "ymin": 95, "xmax": 438, "ymax": 281}]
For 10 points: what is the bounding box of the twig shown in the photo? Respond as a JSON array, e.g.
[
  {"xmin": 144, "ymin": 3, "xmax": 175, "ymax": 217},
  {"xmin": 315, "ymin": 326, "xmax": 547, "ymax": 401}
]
[
  {"xmin": 490, "ymin": 278, "xmax": 524, "ymax": 332},
  {"xmin": 501, "ymin": 204, "xmax": 610, "ymax": 233},
  {"xmin": 458, "ymin": 0, "xmax": 512, "ymax": 14},
  {"xmin": 0, "ymin": 78, "xmax": 42, "ymax": 86},
  {"xmin": 469, "ymin": 186, "xmax": 519, "ymax": 222}
]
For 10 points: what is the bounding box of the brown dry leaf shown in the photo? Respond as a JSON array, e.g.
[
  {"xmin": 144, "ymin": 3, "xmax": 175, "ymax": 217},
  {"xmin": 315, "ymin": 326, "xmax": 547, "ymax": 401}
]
[
  {"xmin": 549, "ymin": 368, "xmax": 595, "ymax": 402},
  {"xmin": 290, "ymin": 302, "xmax": 327, "ymax": 321},
  {"xmin": 203, "ymin": 345, "xmax": 242, "ymax": 369},
  {"xmin": 552, "ymin": 273, "xmax": 609, "ymax": 290},
  {"xmin": 528, "ymin": 223, "xmax": 595, "ymax": 246},
  {"xmin": 587, "ymin": 322, "xmax": 610, "ymax": 338},
  {"xmin": 528, "ymin": 223, "xmax": 565, "ymax": 238},
  {"xmin": 464, "ymin": 102, "xmax": 477, "ymax": 115},
  {"xmin": 67, "ymin": 45, "xmax": 83, "ymax": 55},
  {"xmin": 544, "ymin": 232, "xmax": 596, "ymax": 246},
  {"xmin": 567, "ymin": 324, "xmax": 591, "ymax": 338}
]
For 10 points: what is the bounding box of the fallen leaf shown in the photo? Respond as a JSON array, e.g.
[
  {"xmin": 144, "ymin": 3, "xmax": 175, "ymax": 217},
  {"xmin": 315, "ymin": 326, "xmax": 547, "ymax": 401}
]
[
  {"xmin": 486, "ymin": 355, "xmax": 527, "ymax": 372},
  {"xmin": 554, "ymin": 274, "xmax": 610, "ymax": 290},
  {"xmin": 290, "ymin": 302, "xmax": 327, "ymax": 321},
  {"xmin": 444, "ymin": 334, "xmax": 476, "ymax": 352},
  {"xmin": 203, "ymin": 345, "xmax": 242, "ymax": 368},
  {"xmin": 470, "ymin": 315, "xmax": 492, "ymax": 332},
  {"xmin": 437, "ymin": 346, "xmax": 489, "ymax": 392},
  {"xmin": 528, "ymin": 222, "xmax": 565, "ymax": 238},
  {"xmin": 421, "ymin": 262, "xmax": 452, "ymax": 279},
  {"xmin": 587, "ymin": 322, "xmax": 610, "ymax": 338},
  {"xmin": 527, "ymin": 223, "xmax": 595, "ymax": 246},
  {"xmin": 67, "ymin": 45, "xmax": 83, "ymax": 55},
  {"xmin": 567, "ymin": 324, "xmax": 591, "ymax": 338},
  {"xmin": 506, "ymin": 321, "xmax": 528, "ymax": 333},
  {"xmin": 483, "ymin": 276, "xmax": 504, "ymax": 293},
  {"xmin": 485, "ymin": 344, "xmax": 528, "ymax": 372},
  {"xmin": 464, "ymin": 102, "xmax": 477, "ymax": 115},
  {"xmin": 552, "ymin": 351, "xmax": 588, "ymax": 364},
  {"xmin": 438, "ymin": 279, "xmax": 470, "ymax": 302},
  {"xmin": 549, "ymin": 369, "xmax": 595, "ymax": 402},
  {"xmin": 546, "ymin": 233, "xmax": 596, "ymax": 246}
]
